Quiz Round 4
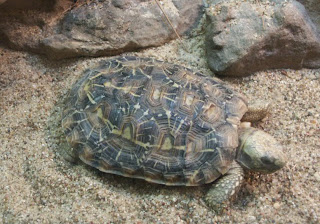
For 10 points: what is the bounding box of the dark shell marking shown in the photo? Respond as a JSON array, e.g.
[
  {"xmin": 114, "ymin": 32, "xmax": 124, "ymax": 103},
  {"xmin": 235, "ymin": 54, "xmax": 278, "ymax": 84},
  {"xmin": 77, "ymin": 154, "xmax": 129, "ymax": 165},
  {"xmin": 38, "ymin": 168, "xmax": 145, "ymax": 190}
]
[{"xmin": 62, "ymin": 56, "xmax": 248, "ymax": 186}]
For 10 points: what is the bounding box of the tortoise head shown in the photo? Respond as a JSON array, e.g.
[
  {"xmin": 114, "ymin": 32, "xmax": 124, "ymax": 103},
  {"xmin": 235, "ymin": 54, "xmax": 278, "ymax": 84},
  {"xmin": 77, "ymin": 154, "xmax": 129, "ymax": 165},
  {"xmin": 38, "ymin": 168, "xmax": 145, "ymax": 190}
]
[{"xmin": 236, "ymin": 127, "xmax": 286, "ymax": 173}]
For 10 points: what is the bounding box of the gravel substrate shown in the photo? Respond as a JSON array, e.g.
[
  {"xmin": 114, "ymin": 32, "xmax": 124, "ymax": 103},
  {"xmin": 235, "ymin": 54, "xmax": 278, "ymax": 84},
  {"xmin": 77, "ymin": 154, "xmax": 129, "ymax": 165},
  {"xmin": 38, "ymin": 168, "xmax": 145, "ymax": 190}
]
[{"xmin": 0, "ymin": 36, "xmax": 319, "ymax": 223}]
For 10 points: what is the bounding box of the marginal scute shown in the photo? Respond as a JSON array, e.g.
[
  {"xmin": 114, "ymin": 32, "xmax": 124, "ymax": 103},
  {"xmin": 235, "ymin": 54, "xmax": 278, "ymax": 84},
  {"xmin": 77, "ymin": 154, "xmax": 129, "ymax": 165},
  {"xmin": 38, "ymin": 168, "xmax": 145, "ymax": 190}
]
[
  {"xmin": 62, "ymin": 56, "xmax": 248, "ymax": 186},
  {"xmin": 225, "ymin": 95, "xmax": 248, "ymax": 118}
]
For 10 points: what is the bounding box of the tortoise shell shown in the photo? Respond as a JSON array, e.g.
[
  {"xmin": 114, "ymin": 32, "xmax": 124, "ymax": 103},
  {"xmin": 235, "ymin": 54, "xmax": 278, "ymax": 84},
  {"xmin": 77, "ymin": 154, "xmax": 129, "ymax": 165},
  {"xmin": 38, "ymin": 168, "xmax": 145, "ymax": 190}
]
[{"xmin": 62, "ymin": 56, "xmax": 248, "ymax": 186}]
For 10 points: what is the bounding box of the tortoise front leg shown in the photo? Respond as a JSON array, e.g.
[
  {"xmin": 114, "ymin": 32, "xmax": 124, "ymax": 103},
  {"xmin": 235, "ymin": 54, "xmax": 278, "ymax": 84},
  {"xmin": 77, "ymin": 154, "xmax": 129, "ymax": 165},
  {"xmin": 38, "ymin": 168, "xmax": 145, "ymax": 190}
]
[{"xmin": 205, "ymin": 161, "xmax": 244, "ymax": 212}]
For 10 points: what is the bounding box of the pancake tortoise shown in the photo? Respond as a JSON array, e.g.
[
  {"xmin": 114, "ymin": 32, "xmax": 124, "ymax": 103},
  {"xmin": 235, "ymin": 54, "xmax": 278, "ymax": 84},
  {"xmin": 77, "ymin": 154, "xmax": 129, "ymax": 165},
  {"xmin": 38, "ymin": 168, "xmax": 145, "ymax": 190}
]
[{"xmin": 62, "ymin": 56, "xmax": 286, "ymax": 211}]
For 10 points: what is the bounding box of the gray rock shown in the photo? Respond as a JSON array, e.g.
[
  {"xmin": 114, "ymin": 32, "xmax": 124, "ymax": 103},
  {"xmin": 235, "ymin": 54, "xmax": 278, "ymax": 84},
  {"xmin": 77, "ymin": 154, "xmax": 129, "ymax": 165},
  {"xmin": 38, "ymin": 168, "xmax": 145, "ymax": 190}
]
[
  {"xmin": 0, "ymin": 0, "xmax": 203, "ymax": 59},
  {"xmin": 42, "ymin": 0, "xmax": 204, "ymax": 59},
  {"xmin": 0, "ymin": 0, "xmax": 63, "ymax": 54},
  {"xmin": 0, "ymin": 0, "xmax": 55, "ymax": 10},
  {"xmin": 205, "ymin": 0, "xmax": 320, "ymax": 76},
  {"xmin": 297, "ymin": 0, "xmax": 320, "ymax": 34}
]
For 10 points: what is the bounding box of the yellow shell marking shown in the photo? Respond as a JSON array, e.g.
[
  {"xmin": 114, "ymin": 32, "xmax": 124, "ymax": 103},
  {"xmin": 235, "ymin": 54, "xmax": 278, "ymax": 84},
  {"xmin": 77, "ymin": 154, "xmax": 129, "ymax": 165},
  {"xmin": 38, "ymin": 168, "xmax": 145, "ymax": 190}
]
[
  {"xmin": 95, "ymin": 107, "xmax": 118, "ymax": 132},
  {"xmin": 122, "ymin": 126, "xmax": 132, "ymax": 140},
  {"xmin": 164, "ymin": 109, "xmax": 171, "ymax": 128},
  {"xmin": 161, "ymin": 137, "xmax": 173, "ymax": 150},
  {"xmin": 84, "ymin": 81, "xmax": 97, "ymax": 104},
  {"xmin": 152, "ymin": 89, "xmax": 161, "ymax": 100},
  {"xmin": 104, "ymin": 81, "xmax": 142, "ymax": 97},
  {"xmin": 185, "ymin": 94, "xmax": 194, "ymax": 106},
  {"xmin": 174, "ymin": 119, "xmax": 185, "ymax": 135},
  {"xmin": 201, "ymin": 148, "xmax": 216, "ymax": 152},
  {"xmin": 112, "ymin": 128, "xmax": 153, "ymax": 149},
  {"xmin": 163, "ymin": 95, "xmax": 176, "ymax": 103},
  {"xmin": 174, "ymin": 145, "xmax": 186, "ymax": 150},
  {"xmin": 172, "ymin": 82, "xmax": 181, "ymax": 88},
  {"xmin": 89, "ymin": 63, "xmax": 123, "ymax": 80}
]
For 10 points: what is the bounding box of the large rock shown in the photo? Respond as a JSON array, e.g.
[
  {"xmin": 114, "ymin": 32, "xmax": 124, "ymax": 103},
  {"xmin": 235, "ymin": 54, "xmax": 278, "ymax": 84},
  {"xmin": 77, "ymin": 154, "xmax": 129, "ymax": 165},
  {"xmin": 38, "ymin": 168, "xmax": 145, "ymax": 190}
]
[
  {"xmin": 205, "ymin": 0, "xmax": 320, "ymax": 76},
  {"xmin": 297, "ymin": 0, "xmax": 320, "ymax": 33},
  {"xmin": 0, "ymin": 0, "xmax": 68, "ymax": 54},
  {"xmin": 42, "ymin": 0, "xmax": 203, "ymax": 59},
  {"xmin": 0, "ymin": 0, "xmax": 55, "ymax": 10},
  {"xmin": 0, "ymin": 0, "xmax": 204, "ymax": 59}
]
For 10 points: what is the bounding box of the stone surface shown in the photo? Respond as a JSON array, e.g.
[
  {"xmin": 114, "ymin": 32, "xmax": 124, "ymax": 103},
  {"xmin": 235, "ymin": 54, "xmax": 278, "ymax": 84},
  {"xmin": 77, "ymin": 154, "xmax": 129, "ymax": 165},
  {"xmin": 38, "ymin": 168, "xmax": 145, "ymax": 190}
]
[
  {"xmin": 0, "ymin": 0, "xmax": 55, "ymax": 10},
  {"xmin": 297, "ymin": 0, "xmax": 320, "ymax": 33},
  {"xmin": 0, "ymin": 0, "xmax": 204, "ymax": 59},
  {"xmin": 205, "ymin": 0, "xmax": 320, "ymax": 76},
  {"xmin": 0, "ymin": 0, "xmax": 69, "ymax": 54},
  {"xmin": 42, "ymin": 0, "xmax": 203, "ymax": 59}
]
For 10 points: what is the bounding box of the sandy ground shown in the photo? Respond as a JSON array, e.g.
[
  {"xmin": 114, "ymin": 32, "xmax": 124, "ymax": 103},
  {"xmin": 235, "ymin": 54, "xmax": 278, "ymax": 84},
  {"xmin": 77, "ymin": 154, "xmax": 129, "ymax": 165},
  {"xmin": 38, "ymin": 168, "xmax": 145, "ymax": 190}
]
[{"xmin": 0, "ymin": 35, "xmax": 319, "ymax": 223}]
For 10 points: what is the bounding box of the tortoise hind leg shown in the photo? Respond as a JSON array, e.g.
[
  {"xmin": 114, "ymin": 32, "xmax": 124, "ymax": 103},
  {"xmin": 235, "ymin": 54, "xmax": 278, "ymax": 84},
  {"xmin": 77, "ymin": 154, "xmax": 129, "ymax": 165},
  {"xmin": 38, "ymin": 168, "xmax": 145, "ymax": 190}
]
[{"xmin": 205, "ymin": 161, "xmax": 244, "ymax": 213}]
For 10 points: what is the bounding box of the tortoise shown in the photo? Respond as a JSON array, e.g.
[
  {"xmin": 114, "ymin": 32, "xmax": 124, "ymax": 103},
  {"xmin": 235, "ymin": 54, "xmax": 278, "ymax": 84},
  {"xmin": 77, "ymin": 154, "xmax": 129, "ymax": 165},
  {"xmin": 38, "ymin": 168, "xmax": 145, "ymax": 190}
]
[{"xmin": 61, "ymin": 56, "xmax": 286, "ymax": 211}]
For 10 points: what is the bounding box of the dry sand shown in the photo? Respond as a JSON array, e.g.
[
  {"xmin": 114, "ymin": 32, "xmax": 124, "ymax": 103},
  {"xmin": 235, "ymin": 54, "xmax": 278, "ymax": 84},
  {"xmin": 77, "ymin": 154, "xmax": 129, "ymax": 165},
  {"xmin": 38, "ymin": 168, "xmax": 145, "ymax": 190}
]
[{"xmin": 0, "ymin": 35, "xmax": 319, "ymax": 223}]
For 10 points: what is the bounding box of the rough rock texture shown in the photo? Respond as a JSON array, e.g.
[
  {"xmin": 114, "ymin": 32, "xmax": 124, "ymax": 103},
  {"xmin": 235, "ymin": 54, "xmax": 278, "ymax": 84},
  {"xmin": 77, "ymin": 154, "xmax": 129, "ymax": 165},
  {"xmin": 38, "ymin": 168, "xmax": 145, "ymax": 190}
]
[
  {"xmin": 0, "ymin": 0, "xmax": 55, "ymax": 10},
  {"xmin": 297, "ymin": 0, "xmax": 320, "ymax": 33},
  {"xmin": 42, "ymin": 0, "xmax": 204, "ymax": 59},
  {"xmin": 0, "ymin": 0, "xmax": 204, "ymax": 59},
  {"xmin": 205, "ymin": 0, "xmax": 320, "ymax": 76},
  {"xmin": 0, "ymin": 0, "xmax": 71, "ymax": 53}
]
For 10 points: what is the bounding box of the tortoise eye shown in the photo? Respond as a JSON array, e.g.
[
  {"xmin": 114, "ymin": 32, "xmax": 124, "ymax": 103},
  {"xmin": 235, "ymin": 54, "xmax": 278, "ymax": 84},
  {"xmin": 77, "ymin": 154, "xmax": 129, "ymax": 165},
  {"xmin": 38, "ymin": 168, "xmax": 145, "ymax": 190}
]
[{"xmin": 261, "ymin": 156, "xmax": 275, "ymax": 165}]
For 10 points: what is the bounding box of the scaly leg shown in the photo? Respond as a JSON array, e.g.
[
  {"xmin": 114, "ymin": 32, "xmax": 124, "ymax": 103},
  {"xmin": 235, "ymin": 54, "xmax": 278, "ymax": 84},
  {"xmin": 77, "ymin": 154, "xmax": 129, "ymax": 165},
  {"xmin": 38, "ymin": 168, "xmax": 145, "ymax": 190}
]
[{"xmin": 205, "ymin": 161, "xmax": 244, "ymax": 212}]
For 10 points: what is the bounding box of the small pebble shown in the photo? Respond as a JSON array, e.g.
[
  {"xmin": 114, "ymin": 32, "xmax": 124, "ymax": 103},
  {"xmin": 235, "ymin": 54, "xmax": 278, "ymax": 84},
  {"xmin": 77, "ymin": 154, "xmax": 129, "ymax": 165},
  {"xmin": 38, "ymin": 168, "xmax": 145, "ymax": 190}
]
[
  {"xmin": 273, "ymin": 202, "xmax": 281, "ymax": 209},
  {"xmin": 247, "ymin": 215, "xmax": 257, "ymax": 222},
  {"xmin": 314, "ymin": 172, "xmax": 320, "ymax": 182},
  {"xmin": 240, "ymin": 122, "xmax": 251, "ymax": 128}
]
